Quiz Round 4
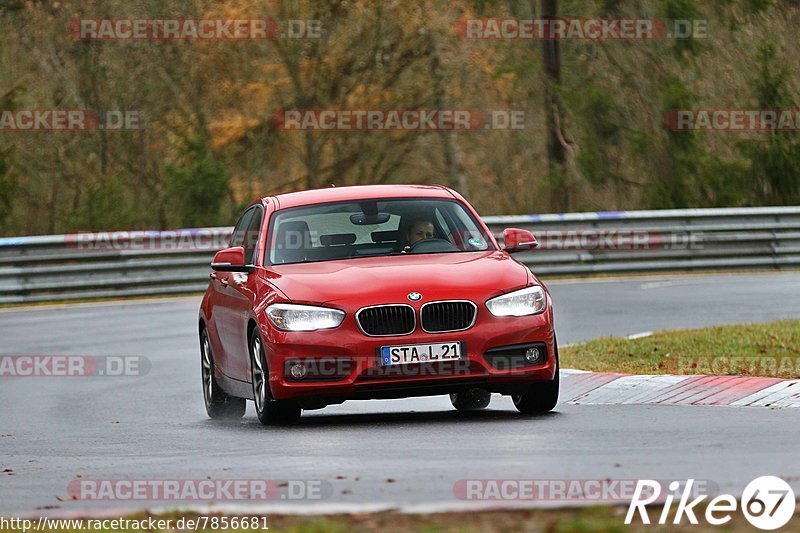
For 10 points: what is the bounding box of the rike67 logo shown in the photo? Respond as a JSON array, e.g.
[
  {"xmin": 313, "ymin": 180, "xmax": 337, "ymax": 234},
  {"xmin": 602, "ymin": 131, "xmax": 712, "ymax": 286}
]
[{"xmin": 626, "ymin": 476, "xmax": 796, "ymax": 530}]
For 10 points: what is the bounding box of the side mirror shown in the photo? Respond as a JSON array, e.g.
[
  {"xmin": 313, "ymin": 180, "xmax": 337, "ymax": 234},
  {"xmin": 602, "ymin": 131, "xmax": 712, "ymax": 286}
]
[
  {"xmin": 502, "ymin": 228, "xmax": 538, "ymax": 253},
  {"xmin": 211, "ymin": 246, "xmax": 255, "ymax": 273}
]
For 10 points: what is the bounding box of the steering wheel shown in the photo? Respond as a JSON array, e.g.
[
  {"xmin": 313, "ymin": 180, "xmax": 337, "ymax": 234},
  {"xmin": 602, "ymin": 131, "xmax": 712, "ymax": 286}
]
[{"xmin": 408, "ymin": 238, "xmax": 459, "ymax": 254}]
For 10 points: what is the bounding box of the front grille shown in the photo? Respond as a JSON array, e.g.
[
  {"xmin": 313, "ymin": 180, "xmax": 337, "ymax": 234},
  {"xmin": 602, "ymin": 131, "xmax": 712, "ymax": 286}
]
[
  {"xmin": 421, "ymin": 301, "xmax": 477, "ymax": 333},
  {"xmin": 357, "ymin": 305, "xmax": 415, "ymax": 336}
]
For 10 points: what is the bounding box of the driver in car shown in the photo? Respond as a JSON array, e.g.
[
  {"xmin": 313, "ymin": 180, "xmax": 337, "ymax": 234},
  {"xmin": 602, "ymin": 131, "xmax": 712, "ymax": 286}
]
[{"xmin": 401, "ymin": 219, "xmax": 435, "ymax": 253}]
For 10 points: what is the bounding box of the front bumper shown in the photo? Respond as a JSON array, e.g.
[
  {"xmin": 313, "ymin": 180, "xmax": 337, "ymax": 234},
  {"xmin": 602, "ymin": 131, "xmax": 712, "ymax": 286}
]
[{"xmin": 260, "ymin": 305, "xmax": 556, "ymax": 402}]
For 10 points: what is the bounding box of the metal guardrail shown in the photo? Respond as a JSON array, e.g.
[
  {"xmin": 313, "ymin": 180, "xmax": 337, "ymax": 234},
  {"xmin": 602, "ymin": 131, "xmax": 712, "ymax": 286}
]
[{"xmin": 1, "ymin": 206, "xmax": 799, "ymax": 303}]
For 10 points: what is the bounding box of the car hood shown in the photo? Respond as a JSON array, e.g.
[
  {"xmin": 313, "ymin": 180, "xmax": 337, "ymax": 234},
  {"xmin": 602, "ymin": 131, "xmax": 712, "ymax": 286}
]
[{"xmin": 261, "ymin": 251, "xmax": 531, "ymax": 307}]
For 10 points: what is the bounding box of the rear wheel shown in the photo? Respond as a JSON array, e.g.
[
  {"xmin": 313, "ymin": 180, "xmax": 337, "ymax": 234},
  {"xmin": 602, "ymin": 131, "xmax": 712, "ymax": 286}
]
[
  {"xmin": 450, "ymin": 388, "xmax": 491, "ymax": 410},
  {"xmin": 512, "ymin": 341, "xmax": 560, "ymax": 415},
  {"xmin": 200, "ymin": 328, "xmax": 246, "ymax": 419},
  {"xmin": 250, "ymin": 329, "xmax": 301, "ymax": 426}
]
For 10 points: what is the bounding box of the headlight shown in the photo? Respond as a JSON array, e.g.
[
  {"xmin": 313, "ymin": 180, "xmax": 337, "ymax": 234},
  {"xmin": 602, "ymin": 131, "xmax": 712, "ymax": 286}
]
[
  {"xmin": 266, "ymin": 303, "xmax": 345, "ymax": 332},
  {"xmin": 485, "ymin": 286, "xmax": 546, "ymax": 317}
]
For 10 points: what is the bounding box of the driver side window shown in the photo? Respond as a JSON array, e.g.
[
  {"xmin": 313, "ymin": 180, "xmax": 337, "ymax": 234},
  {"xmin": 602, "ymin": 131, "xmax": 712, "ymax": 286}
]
[
  {"xmin": 230, "ymin": 208, "xmax": 255, "ymax": 249},
  {"xmin": 243, "ymin": 208, "xmax": 263, "ymax": 263}
]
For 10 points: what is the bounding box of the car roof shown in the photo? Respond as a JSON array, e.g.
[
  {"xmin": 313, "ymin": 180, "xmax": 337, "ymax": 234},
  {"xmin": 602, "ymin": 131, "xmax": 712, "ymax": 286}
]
[{"xmin": 266, "ymin": 184, "xmax": 457, "ymax": 210}]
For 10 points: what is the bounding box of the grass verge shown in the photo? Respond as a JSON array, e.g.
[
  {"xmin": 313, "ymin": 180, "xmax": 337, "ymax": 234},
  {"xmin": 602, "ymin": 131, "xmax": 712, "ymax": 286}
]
[{"xmin": 560, "ymin": 319, "xmax": 800, "ymax": 378}]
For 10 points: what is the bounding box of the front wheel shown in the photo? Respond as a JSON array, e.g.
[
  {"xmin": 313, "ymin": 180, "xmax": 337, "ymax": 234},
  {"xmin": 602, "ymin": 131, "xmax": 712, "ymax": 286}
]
[
  {"xmin": 200, "ymin": 328, "xmax": 246, "ymax": 419},
  {"xmin": 512, "ymin": 342, "xmax": 560, "ymax": 415},
  {"xmin": 250, "ymin": 330, "xmax": 301, "ymax": 426}
]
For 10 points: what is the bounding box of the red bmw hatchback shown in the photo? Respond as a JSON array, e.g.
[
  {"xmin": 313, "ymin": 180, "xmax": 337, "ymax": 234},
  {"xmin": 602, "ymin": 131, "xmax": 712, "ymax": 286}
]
[{"xmin": 199, "ymin": 185, "xmax": 558, "ymax": 425}]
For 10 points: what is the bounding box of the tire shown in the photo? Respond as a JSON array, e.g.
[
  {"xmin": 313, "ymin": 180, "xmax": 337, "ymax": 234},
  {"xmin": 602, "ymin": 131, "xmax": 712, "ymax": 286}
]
[
  {"xmin": 250, "ymin": 329, "xmax": 301, "ymax": 426},
  {"xmin": 450, "ymin": 388, "xmax": 491, "ymax": 410},
  {"xmin": 200, "ymin": 328, "xmax": 246, "ymax": 420},
  {"xmin": 512, "ymin": 340, "xmax": 560, "ymax": 415}
]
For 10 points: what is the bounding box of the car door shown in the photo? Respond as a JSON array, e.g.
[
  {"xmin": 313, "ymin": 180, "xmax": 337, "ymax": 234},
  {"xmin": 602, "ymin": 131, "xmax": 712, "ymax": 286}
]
[
  {"xmin": 213, "ymin": 207, "xmax": 256, "ymax": 378},
  {"xmin": 223, "ymin": 205, "xmax": 264, "ymax": 381}
]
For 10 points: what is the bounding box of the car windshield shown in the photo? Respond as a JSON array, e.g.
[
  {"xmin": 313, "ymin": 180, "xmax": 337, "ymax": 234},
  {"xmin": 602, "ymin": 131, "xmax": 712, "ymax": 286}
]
[{"xmin": 268, "ymin": 198, "xmax": 495, "ymax": 265}]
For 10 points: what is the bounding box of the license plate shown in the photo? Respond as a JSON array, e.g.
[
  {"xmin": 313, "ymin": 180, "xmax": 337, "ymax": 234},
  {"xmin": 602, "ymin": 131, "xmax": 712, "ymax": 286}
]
[{"xmin": 379, "ymin": 341, "xmax": 463, "ymax": 366}]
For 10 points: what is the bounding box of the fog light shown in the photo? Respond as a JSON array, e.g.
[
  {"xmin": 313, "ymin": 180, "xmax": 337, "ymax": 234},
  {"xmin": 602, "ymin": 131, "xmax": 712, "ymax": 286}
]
[
  {"xmin": 289, "ymin": 363, "xmax": 307, "ymax": 380},
  {"xmin": 525, "ymin": 347, "xmax": 541, "ymax": 363}
]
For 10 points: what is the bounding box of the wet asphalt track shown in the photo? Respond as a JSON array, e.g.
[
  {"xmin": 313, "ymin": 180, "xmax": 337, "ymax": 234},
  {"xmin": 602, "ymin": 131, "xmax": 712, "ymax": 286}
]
[{"xmin": 2, "ymin": 272, "xmax": 800, "ymax": 514}]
